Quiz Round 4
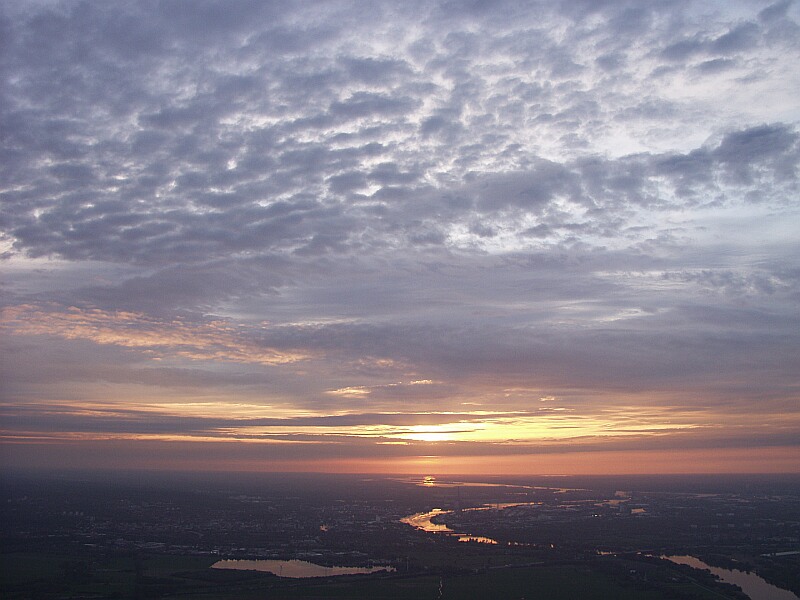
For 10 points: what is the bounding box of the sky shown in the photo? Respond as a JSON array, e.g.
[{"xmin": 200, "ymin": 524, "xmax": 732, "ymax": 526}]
[{"xmin": 1, "ymin": 0, "xmax": 799, "ymax": 476}]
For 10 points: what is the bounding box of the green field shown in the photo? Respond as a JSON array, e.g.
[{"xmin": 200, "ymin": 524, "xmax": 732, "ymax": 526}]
[{"xmin": 1, "ymin": 550, "xmax": 752, "ymax": 600}]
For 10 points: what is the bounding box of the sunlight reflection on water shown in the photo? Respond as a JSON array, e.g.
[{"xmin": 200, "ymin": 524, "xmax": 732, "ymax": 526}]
[{"xmin": 660, "ymin": 555, "xmax": 799, "ymax": 600}]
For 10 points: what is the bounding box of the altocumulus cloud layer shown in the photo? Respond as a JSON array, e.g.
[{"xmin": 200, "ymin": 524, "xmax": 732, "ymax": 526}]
[{"xmin": 1, "ymin": 0, "xmax": 799, "ymax": 472}]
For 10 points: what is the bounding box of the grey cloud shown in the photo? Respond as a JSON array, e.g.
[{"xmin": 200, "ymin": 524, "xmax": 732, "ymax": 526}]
[
  {"xmin": 4, "ymin": 121, "xmax": 797, "ymax": 265},
  {"xmin": 80, "ymin": 261, "xmax": 283, "ymax": 314},
  {"xmin": 157, "ymin": 0, "xmax": 287, "ymax": 40},
  {"xmin": 419, "ymin": 115, "xmax": 463, "ymax": 139},
  {"xmin": 473, "ymin": 162, "xmax": 579, "ymax": 212},
  {"xmin": 595, "ymin": 52, "xmax": 625, "ymax": 71},
  {"xmin": 657, "ymin": 18, "xmax": 777, "ymax": 67},
  {"xmin": 4, "ymin": 0, "xmax": 797, "ymax": 266},
  {"xmin": 0, "ymin": 404, "xmax": 506, "ymax": 436},
  {"xmin": 326, "ymin": 171, "xmax": 368, "ymax": 194},
  {"xmin": 652, "ymin": 149, "xmax": 715, "ymax": 192},
  {"xmin": 712, "ymin": 123, "xmax": 799, "ymax": 182},
  {"xmin": 695, "ymin": 57, "xmax": 737, "ymax": 74},
  {"xmin": 468, "ymin": 221, "xmax": 496, "ymax": 238},
  {"xmin": 662, "ymin": 269, "xmax": 793, "ymax": 299},
  {"xmin": 368, "ymin": 162, "xmax": 422, "ymax": 186},
  {"xmin": 244, "ymin": 25, "xmax": 337, "ymax": 55},
  {"xmin": 340, "ymin": 56, "xmax": 413, "ymax": 84},
  {"xmin": 759, "ymin": 0, "xmax": 793, "ymax": 23},
  {"xmin": 329, "ymin": 92, "xmax": 420, "ymax": 120},
  {"xmin": 710, "ymin": 22, "xmax": 760, "ymax": 54},
  {"xmin": 605, "ymin": 5, "xmax": 654, "ymax": 36},
  {"xmin": 660, "ymin": 37, "xmax": 706, "ymax": 62},
  {"xmin": 2, "ymin": 0, "xmax": 799, "ymax": 465},
  {"xmin": 522, "ymin": 224, "xmax": 552, "ymax": 238}
]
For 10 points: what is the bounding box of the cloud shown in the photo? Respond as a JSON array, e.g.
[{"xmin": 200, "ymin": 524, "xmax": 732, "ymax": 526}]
[
  {"xmin": 1, "ymin": 0, "xmax": 799, "ymax": 472},
  {"xmin": 1, "ymin": 304, "xmax": 308, "ymax": 365},
  {"xmin": 5, "ymin": 118, "xmax": 796, "ymax": 266}
]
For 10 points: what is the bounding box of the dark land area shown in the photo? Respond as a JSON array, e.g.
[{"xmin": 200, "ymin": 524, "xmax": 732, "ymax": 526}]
[{"xmin": 2, "ymin": 471, "xmax": 799, "ymax": 599}]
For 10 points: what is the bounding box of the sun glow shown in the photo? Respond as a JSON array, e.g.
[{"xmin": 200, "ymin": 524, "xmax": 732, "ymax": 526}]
[
  {"xmin": 402, "ymin": 431, "xmax": 455, "ymax": 443},
  {"xmin": 398, "ymin": 423, "xmax": 481, "ymax": 442}
]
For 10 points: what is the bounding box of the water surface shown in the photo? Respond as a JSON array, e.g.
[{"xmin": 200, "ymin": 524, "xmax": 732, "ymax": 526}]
[
  {"xmin": 212, "ymin": 559, "xmax": 393, "ymax": 578},
  {"xmin": 661, "ymin": 555, "xmax": 799, "ymax": 600},
  {"xmin": 400, "ymin": 504, "xmax": 537, "ymax": 544}
]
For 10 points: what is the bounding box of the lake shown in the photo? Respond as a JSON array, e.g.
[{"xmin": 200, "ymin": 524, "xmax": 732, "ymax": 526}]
[{"xmin": 212, "ymin": 559, "xmax": 394, "ymax": 578}]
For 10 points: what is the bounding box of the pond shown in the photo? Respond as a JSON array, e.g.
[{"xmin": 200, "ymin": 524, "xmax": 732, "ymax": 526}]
[
  {"xmin": 661, "ymin": 555, "xmax": 799, "ymax": 600},
  {"xmin": 211, "ymin": 558, "xmax": 394, "ymax": 578}
]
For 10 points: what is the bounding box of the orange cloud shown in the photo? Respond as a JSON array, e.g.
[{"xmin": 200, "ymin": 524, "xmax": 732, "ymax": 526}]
[{"xmin": 1, "ymin": 304, "xmax": 308, "ymax": 365}]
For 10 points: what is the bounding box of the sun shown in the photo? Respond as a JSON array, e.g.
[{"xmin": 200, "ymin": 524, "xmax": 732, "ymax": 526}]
[
  {"xmin": 403, "ymin": 431, "xmax": 455, "ymax": 442},
  {"xmin": 400, "ymin": 424, "xmax": 463, "ymax": 442}
]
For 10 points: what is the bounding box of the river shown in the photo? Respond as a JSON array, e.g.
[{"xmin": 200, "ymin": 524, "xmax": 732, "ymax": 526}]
[
  {"xmin": 661, "ymin": 555, "xmax": 799, "ymax": 600},
  {"xmin": 400, "ymin": 503, "xmax": 540, "ymax": 544}
]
